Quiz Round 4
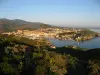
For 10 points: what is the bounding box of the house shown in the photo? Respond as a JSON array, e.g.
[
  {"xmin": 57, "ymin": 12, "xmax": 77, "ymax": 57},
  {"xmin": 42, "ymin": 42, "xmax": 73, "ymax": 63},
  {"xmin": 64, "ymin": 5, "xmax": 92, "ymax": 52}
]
[{"xmin": 50, "ymin": 45, "xmax": 56, "ymax": 49}]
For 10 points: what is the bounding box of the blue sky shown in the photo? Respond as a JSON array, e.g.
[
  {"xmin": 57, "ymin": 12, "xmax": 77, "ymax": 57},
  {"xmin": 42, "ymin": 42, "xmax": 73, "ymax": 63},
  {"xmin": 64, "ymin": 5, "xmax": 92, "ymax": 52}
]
[{"xmin": 0, "ymin": 0, "xmax": 100, "ymax": 27}]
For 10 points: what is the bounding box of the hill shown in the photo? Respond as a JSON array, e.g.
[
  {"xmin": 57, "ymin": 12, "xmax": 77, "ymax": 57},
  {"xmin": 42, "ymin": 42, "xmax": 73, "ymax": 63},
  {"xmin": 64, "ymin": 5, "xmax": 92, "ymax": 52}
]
[
  {"xmin": 0, "ymin": 35, "xmax": 100, "ymax": 75},
  {"xmin": 0, "ymin": 18, "xmax": 52, "ymax": 32}
]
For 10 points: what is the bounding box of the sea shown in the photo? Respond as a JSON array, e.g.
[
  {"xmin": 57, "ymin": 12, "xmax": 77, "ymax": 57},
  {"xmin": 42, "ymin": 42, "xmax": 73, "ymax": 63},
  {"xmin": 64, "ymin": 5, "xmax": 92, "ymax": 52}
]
[{"xmin": 49, "ymin": 29, "xmax": 100, "ymax": 49}]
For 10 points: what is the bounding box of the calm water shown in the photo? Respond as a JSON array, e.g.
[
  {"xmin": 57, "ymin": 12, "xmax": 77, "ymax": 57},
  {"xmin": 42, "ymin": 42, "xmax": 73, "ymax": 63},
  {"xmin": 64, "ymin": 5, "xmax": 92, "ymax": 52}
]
[
  {"xmin": 49, "ymin": 29, "xmax": 100, "ymax": 49},
  {"xmin": 90, "ymin": 29, "xmax": 100, "ymax": 33}
]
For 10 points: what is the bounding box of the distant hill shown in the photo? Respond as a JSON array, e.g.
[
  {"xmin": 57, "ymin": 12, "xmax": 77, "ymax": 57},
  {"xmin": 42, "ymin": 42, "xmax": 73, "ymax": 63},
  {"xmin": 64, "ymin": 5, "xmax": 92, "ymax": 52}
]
[{"xmin": 0, "ymin": 18, "xmax": 52, "ymax": 32}]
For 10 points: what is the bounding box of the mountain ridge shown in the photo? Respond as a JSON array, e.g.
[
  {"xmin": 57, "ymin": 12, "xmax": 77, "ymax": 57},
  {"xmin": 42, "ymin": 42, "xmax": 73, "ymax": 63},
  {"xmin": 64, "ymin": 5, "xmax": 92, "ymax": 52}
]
[{"xmin": 0, "ymin": 18, "xmax": 52, "ymax": 33}]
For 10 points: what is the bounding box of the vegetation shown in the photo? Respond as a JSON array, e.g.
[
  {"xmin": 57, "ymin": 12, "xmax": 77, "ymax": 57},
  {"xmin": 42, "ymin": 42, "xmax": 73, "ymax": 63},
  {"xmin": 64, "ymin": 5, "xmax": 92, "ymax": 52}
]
[
  {"xmin": 0, "ymin": 18, "xmax": 52, "ymax": 32},
  {"xmin": 81, "ymin": 29, "xmax": 97, "ymax": 35},
  {"xmin": 0, "ymin": 35, "xmax": 100, "ymax": 75}
]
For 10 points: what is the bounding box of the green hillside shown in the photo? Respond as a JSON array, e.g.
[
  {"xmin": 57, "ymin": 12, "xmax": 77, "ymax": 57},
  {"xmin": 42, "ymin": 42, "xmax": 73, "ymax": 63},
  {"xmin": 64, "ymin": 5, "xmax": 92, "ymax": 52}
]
[
  {"xmin": 0, "ymin": 35, "xmax": 100, "ymax": 75},
  {"xmin": 0, "ymin": 18, "xmax": 52, "ymax": 32}
]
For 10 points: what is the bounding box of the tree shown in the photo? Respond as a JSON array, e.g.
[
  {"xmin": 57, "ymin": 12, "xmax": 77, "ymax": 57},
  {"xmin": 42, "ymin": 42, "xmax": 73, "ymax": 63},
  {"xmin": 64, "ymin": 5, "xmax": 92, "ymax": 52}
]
[
  {"xmin": 36, "ymin": 65, "xmax": 45, "ymax": 75},
  {"xmin": 0, "ymin": 62, "xmax": 15, "ymax": 74}
]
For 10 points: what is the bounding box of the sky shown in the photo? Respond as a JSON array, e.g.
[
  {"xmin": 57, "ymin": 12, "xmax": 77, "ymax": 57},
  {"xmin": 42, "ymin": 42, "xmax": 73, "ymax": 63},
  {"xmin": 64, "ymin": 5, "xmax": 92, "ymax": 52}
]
[{"xmin": 0, "ymin": 0, "xmax": 100, "ymax": 27}]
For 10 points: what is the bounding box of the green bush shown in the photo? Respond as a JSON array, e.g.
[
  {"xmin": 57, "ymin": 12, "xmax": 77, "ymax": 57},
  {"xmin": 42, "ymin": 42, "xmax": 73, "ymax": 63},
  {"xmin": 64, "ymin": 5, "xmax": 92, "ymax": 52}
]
[{"xmin": 0, "ymin": 62, "xmax": 15, "ymax": 74}]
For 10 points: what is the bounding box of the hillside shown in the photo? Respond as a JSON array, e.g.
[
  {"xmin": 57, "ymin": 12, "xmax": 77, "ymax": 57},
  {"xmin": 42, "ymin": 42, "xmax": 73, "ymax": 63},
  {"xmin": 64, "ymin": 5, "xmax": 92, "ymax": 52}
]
[
  {"xmin": 0, "ymin": 35, "xmax": 100, "ymax": 75},
  {"xmin": 0, "ymin": 18, "xmax": 52, "ymax": 32}
]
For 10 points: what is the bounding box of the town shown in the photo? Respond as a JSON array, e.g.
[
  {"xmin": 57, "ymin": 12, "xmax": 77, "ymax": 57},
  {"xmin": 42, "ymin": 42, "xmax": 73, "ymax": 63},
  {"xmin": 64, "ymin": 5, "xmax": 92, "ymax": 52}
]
[{"xmin": 2, "ymin": 27, "xmax": 100, "ymax": 42}]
